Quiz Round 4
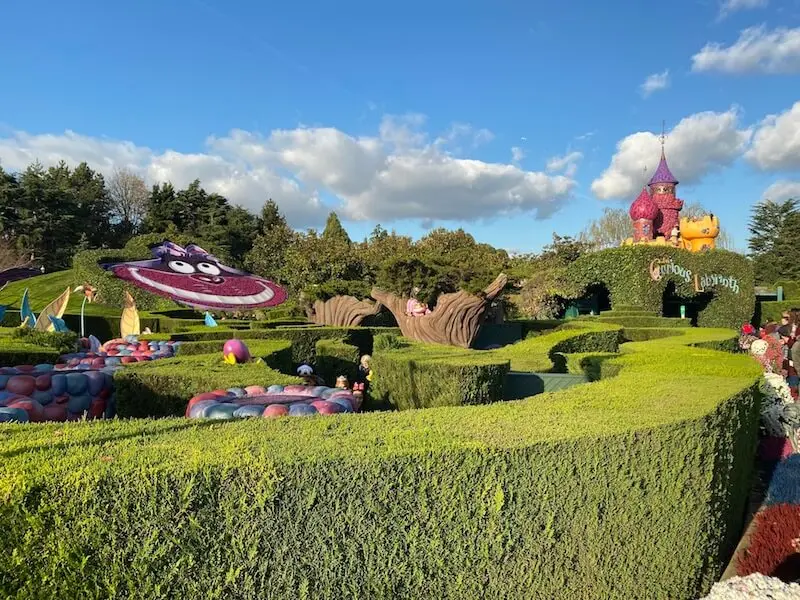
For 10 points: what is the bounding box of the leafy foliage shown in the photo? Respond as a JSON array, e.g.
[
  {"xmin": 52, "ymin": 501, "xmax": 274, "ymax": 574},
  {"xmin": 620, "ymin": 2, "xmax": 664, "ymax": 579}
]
[
  {"xmin": 245, "ymin": 200, "xmax": 295, "ymax": 282},
  {"xmin": 748, "ymin": 198, "xmax": 799, "ymax": 284},
  {"xmin": 567, "ymin": 246, "xmax": 755, "ymax": 328},
  {"xmin": 12, "ymin": 327, "xmax": 78, "ymax": 354},
  {"xmin": 510, "ymin": 235, "xmax": 593, "ymax": 319}
]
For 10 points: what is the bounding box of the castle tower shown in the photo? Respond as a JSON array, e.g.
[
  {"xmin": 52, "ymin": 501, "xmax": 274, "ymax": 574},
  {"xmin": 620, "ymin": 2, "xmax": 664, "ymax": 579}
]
[
  {"xmin": 648, "ymin": 129, "xmax": 683, "ymax": 237},
  {"xmin": 629, "ymin": 186, "xmax": 659, "ymax": 242}
]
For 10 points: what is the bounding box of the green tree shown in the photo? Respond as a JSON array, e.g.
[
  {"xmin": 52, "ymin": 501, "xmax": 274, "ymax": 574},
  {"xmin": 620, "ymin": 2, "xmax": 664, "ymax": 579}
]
[
  {"xmin": 512, "ymin": 235, "xmax": 593, "ymax": 319},
  {"xmin": 748, "ymin": 198, "xmax": 798, "ymax": 258},
  {"xmin": 358, "ymin": 225, "xmax": 413, "ymax": 283},
  {"xmin": 579, "ymin": 207, "xmax": 631, "ymax": 250},
  {"xmin": 245, "ymin": 200, "xmax": 295, "ymax": 280},
  {"xmin": 321, "ymin": 212, "xmax": 351, "ymax": 246}
]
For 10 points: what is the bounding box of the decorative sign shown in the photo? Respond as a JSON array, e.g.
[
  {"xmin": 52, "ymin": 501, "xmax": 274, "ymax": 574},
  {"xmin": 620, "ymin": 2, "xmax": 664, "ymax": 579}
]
[{"xmin": 648, "ymin": 259, "xmax": 740, "ymax": 294}]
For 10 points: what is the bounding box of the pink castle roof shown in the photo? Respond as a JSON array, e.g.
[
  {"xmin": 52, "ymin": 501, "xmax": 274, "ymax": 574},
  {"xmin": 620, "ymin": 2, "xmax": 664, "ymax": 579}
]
[
  {"xmin": 648, "ymin": 150, "xmax": 679, "ymax": 185},
  {"xmin": 629, "ymin": 187, "xmax": 659, "ymax": 220}
]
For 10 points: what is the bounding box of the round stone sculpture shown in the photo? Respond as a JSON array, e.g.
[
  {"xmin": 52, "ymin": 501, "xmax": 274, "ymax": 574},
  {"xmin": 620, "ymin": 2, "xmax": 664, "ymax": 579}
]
[{"xmin": 185, "ymin": 385, "xmax": 361, "ymax": 420}]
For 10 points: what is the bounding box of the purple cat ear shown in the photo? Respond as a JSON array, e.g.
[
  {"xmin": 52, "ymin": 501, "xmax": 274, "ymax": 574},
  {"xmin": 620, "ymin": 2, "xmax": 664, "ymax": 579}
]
[
  {"xmin": 185, "ymin": 244, "xmax": 210, "ymax": 257},
  {"xmin": 150, "ymin": 241, "xmax": 188, "ymax": 258}
]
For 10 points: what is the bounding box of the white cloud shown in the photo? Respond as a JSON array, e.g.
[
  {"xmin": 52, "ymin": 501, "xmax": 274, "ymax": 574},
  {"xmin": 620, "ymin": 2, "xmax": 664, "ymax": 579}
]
[
  {"xmin": 591, "ymin": 108, "xmax": 751, "ymax": 200},
  {"xmin": 511, "ymin": 146, "xmax": 525, "ymax": 163},
  {"xmin": 546, "ymin": 151, "xmax": 583, "ymax": 178},
  {"xmin": 691, "ymin": 25, "xmax": 800, "ymax": 74},
  {"xmin": 762, "ymin": 180, "xmax": 800, "ymax": 202},
  {"xmin": 639, "ymin": 70, "xmax": 670, "ymax": 97},
  {"xmin": 718, "ymin": 0, "xmax": 768, "ymax": 19},
  {"xmin": 746, "ymin": 101, "xmax": 800, "ymax": 171},
  {"xmin": 0, "ymin": 115, "xmax": 576, "ymax": 226}
]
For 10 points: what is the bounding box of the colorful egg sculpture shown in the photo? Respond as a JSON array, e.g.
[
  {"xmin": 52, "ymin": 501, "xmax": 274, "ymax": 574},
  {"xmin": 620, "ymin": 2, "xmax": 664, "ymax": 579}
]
[{"xmin": 222, "ymin": 339, "xmax": 251, "ymax": 365}]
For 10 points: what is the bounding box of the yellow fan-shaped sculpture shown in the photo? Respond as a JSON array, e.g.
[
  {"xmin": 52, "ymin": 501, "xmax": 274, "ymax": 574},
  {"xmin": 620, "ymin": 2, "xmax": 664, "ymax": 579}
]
[
  {"xmin": 34, "ymin": 287, "xmax": 71, "ymax": 332},
  {"xmin": 120, "ymin": 290, "xmax": 141, "ymax": 337}
]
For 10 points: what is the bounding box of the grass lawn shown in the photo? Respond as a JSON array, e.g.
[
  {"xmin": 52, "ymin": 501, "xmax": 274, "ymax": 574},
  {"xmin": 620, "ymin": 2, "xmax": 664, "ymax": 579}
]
[{"xmin": 0, "ymin": 270, "xmax": 120, "ymax": 318}]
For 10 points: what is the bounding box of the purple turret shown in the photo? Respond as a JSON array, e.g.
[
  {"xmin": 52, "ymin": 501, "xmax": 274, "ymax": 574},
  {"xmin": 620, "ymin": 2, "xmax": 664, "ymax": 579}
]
[{"xmin": 648, "ymin": 149, "xmax": 679, "ymax": 186}]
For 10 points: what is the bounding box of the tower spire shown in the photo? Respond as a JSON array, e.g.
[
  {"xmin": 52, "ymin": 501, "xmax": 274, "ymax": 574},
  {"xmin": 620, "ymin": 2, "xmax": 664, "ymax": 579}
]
[{"xmin": 659, "ymin": 120, "xmax": 666, "ymax": 156}]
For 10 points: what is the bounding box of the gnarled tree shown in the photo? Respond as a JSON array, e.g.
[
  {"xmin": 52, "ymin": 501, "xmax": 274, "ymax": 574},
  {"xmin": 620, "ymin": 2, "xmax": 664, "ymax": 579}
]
[
  {"xmin": 371, "ymin": 274, "xmax": 508, "ymax": 348},
  {"xmin": 307, "ymin": 295, "xmax": 382, "ymax": 327}
]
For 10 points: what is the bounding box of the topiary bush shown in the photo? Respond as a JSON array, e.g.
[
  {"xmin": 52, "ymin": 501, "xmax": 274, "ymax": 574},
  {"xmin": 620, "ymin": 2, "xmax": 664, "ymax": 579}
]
[
  {"xmin": 567, "ymin": 246, "xmax": 755, "ymax": 329},
  {"xmin": 12, "ymin": 328, "xmax": 78, "ymax": 355},
  {"xmin": 370, "ymin": 341, "xmax": 510, "ymax": 410}
]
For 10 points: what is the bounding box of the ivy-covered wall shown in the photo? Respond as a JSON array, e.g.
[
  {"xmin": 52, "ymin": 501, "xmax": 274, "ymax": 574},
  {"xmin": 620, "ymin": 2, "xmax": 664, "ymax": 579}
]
[{"xmin": 566, "ymin": 246, "xmax": 754, "ymax": 329}]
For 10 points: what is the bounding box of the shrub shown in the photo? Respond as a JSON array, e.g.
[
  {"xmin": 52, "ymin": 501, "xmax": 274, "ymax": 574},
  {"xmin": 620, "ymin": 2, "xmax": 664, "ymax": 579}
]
[
  {"xmin": 567, "ymin": 246, "xmax": 755, "ymax": 329},
  {"xmin": 114, "ymin": 342, "xmax": 298, "ymax": 418},
  {"xmin": 622, "ymin": 328, "xmax": 684, "ymax": 342},
  {"xmin": 758, "ymin": 301, "xmax": 795, "ymax": 325},
  {"xmin": 370, "ymin": 322, "xmax": 621, "ymax": 410},
  {"xmin": 370, "ymin": 341, "xmax": 510, "ymax": 410},
  {"xmin": 12, "ymin": 328, "xmax": 78, "ymax": 354},
  {"xmin": 587, "ymin": 315, "xmax": 691, "ymax": 328},
  {"xmin": 373, "ymin": 332, "xmax": 402, "ymax": 352},
  {"xmin": 0, "ymin": 361, "xmax": 760, "ymax": 599},
  {"xmin": 315, "ymin": 339, "xmax": 360, "ymax": 385}
]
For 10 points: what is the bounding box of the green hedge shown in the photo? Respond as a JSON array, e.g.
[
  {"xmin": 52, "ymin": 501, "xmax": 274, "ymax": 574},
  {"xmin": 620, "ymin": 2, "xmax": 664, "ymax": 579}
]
[
  {"xmin": 0, "ymin": 323, "xmax": 761, "ymax": 599},
  {"xmin": 114, "ymin": 341, "xmax": 298, "ymax": 418},
  {"xmin": 622, "ymin": 327, "xmax": 684, "ymax": 342},
  {"xmin": 370, "ymin": 323, "xmax": 621, "ymax": 410},
  {"xmin": 0, "ymin": 328, "xmax": 66, "ymax": 366},
  {"xmin": 757, "ymin": 300, "xmax": 796, "ymax": 325},
  {"xmin": 774, "ymin": 279, "xmax": 800, "ymax": 300},
  {"xmin": 587, "ymin": 315, "xmax": 691, "ymax": 328},
  {"xmin": 567, "ymin": 246, "xmax": 755, "ymax": 329},
  {"xmin": 315, "ymin": 339, "xmax": 361, "ymax": 386},
  {"xmin": 370, "ymin": 342, "xmax": 510, "ymax": 410},
  {"xmin": 167, "ymin": 327, "xmax": 399, "ymax": 365}
]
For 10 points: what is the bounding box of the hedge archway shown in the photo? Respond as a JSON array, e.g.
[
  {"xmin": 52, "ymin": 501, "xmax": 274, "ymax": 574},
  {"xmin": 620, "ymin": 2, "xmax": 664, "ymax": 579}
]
[{"xmin": 566, "ymin": 246, "xmax": 754, "ymax": 329}]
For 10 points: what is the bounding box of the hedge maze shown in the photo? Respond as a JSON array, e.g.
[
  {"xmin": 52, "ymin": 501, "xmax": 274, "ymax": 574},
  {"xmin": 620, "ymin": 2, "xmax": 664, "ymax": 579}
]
[{"xmin": 0, "ymin": 312, "xmax": 762, "ymax": 599}]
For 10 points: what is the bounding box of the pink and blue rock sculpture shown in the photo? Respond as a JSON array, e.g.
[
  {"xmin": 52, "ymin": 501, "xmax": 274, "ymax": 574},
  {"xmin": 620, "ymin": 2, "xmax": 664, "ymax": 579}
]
[
  {"xmin": 185, "ymin": 384, "xmax": 362, "ymax": 420},
  {"xmin": 0, "ymin": 364, "xmax": 115, "ymax": 422}
]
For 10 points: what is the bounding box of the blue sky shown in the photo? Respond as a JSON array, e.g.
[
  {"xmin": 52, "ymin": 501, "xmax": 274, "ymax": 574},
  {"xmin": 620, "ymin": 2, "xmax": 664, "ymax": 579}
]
[{"xmin": 1, "ymin": 0, "xmax": 799, "ymax": 253}]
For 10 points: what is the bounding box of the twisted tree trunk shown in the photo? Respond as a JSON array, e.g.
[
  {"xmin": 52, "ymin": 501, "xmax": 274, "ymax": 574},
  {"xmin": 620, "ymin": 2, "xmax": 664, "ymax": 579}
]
[
  {"xmin": 371, "ymin": 274, "xmax": 508, "ymax": 348},
  {"xmin": 306, "ymin": 295, "xmax": 382, "ymax": 327}
]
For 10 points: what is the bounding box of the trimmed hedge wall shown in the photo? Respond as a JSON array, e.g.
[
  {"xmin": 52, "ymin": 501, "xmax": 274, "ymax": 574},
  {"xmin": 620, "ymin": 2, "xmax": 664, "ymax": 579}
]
[
  {"xmin": 114, "ymin": 341, "xmax": 298, "ymax": 418},
  {"xmin": 315, "ymin": 339, "xmax": 361, "ymax": 386},
  {"xmin": 757, "ymin": 300, "xmax": 796, "ymax": 325},
  {"xmin": 168, "ymin": 326, "xmax": 399, "ymax": 365},
  {"xmin": 0, "ymin": 328, "xmax": 66, "ymax": 366},
  {"xmin": 567, "ymin": 246, "xmax": 755, "ymax": 329},
  {"xmin": 371, "ymin": 322, "xmax": 622, "ymax": 410},
  {"xmin": 0, "ymin": 323, "xmax": 761, "ymax": 599},
  {"xmin": 370, "ymin": 343, "xmax": 511, "ymax": 410}
]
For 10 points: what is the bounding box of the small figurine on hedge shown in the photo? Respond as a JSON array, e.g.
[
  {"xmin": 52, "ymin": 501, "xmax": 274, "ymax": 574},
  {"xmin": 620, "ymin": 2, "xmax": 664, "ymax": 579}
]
[{"xmin": 335, "ymin": 375, "xmax": 350, "ymax": 389}]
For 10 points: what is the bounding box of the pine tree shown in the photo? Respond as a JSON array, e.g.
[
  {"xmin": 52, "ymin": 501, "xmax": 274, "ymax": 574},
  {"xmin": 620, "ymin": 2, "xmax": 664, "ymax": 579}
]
[
  {"xmin": 322, "ymin": 212, "xmax": 351, "ymax": 246},
  {"xmin": 748, "ymin": 199, "xmax": 798, "ymax": 257},
  {"xmin": 245, "ymin": 200, "xmax": 294, "ymax": 280}
]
